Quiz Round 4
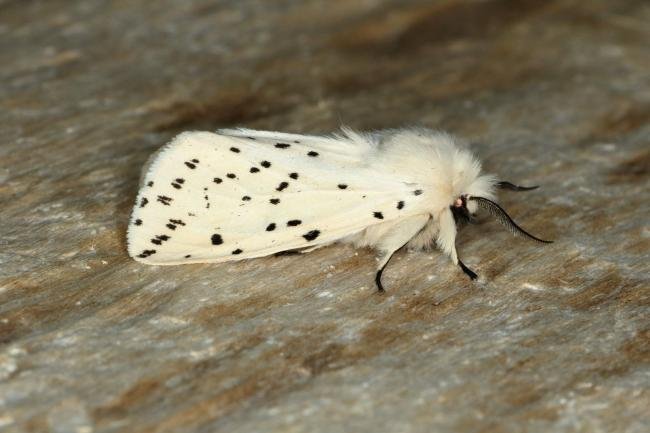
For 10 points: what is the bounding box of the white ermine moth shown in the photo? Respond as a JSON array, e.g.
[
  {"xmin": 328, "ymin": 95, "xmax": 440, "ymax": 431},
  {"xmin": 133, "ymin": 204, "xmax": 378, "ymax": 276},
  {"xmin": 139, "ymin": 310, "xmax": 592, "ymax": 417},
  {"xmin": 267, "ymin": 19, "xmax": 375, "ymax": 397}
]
[{"xmin": 127, "ymin": 127, "xmax": 551, "ymax": 292}]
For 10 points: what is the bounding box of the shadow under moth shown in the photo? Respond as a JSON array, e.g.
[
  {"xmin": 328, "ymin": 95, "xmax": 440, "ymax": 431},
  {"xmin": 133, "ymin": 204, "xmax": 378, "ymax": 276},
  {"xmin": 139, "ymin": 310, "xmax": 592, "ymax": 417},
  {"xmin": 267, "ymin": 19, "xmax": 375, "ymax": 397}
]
[{"xmin": 128, "ymin": 127, "xmax": 551, "ymax": 292}]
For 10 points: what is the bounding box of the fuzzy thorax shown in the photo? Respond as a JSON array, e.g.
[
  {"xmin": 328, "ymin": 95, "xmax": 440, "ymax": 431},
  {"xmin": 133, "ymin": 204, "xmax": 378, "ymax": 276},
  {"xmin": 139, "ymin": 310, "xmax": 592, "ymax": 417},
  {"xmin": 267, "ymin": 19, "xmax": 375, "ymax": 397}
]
[{"xmin": 350, "ymin": 128, "xmax": 496, "ymax": 263}]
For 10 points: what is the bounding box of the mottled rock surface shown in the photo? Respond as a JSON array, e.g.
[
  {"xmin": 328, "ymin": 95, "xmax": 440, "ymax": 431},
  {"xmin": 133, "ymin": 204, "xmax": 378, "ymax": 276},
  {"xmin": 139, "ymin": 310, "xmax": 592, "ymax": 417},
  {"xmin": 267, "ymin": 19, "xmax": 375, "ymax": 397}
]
[{"xmin": 1, "ymin": 1, "xmax": 648, "ymax": 432}]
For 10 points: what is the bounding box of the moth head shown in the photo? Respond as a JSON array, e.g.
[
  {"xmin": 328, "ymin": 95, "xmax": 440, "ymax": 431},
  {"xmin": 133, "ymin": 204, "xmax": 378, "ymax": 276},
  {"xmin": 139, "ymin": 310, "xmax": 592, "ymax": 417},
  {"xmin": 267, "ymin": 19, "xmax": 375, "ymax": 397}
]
[{"xmin": 450, "ymin": 194, "xmax": 477, "ymax": 226}]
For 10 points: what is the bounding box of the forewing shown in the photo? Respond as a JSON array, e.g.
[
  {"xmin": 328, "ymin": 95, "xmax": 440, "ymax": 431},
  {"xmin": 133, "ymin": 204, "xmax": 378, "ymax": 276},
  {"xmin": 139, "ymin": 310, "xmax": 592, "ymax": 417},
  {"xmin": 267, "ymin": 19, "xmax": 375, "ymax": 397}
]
[{"xmin": 127, "ymin": 130, "xmax": 425, "ymax": 264}]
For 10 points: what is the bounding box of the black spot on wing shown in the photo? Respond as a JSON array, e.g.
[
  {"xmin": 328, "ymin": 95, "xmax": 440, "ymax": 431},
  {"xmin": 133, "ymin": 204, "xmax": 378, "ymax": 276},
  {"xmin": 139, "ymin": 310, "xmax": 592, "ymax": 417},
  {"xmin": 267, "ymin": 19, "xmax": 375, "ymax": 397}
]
[
  {"xmin": 250, "ymin": 167, "xmax": 260, "ymax": 173},
  {"xmin": 232, "ymin": 248, "xmax": 243, "ymax": 255},
  {"xmin": 276, "ymin": 182, "xmax": 289, "ymax": 192},
  {"xmin": 214, "ymin": 177, "xmax": 222, "ymax": 184},
  {"xmin": 185, "ymin": 161, "xmax": 196, "ymax": 169},
  {"xmin": 166, "ymin": 223, "xmax": 176, "ymax": 230},
  {"xmin": 373, "ymin": 212, "xmax": 384, "ymax": 219},
  {"xmin": 230, "ymin": 147, "xmax": 240, "ymax": 153},
  {"xmin": 138, "ymin": 249, "xmax": 156, "ymax": 258},
  {"xmin": 307, "ymin": 151, "xmax": 319, "ymax": 157},
  {"xmin": 397, "ymin": 201, "xmax": 405, "ymax": 210},
  {"xmin": 157, "ymin": 195, "xmax": 172, "ymax": 206},
  {"xmin": 287, "ymin": 219, "xmax": 302, "ymax": 226},
  {"xmin": 227, "ymin": 173, "xmax": 236, "ymax": 179},
  {"xmin": 191, "ymin": 159, "xmax": 199, "ymax": 163},
  {"xmin": 139, "ymin": 197, "xmax": 149, "ymax": 208},
  {"xmin": 266, "ymin": 223, "xmax": 276, "ymax": 231},
  {"xmin": 275, "ymin": 143, "xmax": 290, "ymax": 149},
  {"xmin": 151, "ymin": 234, "xmax": 170, "ymax": 245},
  {"xmin": 413, "ymin": 189, "xmax": 423, "ymax": 196},
  {"xmin": 169, "ymin": 219, "xmax": 185, "ymax": 226},
  {"xmin": 147, "ymin": 181, "xmax": 154, "ymax": 187},
  {"xmin": 261, "ymin": 161, "xmax": 271, "ymax": 168},
  {"xmin": 270, "ymin": 198, "xmax": 280, "ymax": 205},
  {"xmin": 134, "ymin": 219, "xmax": 142, "ymax": 226},
  {"xmin": 303, "ymin": 230, "xmax": 320, "ymax": 241},
  {"xmin": 289, "ymin": 172, "xmax": 299, "ymax": 180},
  {"xmin": 171, "ymin": 178, "xmax": 185, "ymax": 189},
  {"xmin": 184, "ymin": 254, "xmax": 191, "ymax": 258},
  {"xmin": 211, "ymin": 234, "xmax": 223, "ymax": 245},
  {"xmin": 338, "ymin": 184, "xmax": 348, "ymax": 189},
  {"xmin": 247, "ymin": 136, "xmax": 256, "ymax": 140},
  {"xmin": 242, "ymin": 196, "xmax": 251, "ymax": 201}
]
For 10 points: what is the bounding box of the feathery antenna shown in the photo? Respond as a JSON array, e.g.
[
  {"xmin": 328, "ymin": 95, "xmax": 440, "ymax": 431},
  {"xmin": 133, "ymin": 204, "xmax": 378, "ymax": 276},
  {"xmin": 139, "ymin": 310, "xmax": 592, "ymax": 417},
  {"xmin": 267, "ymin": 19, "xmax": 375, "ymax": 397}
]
[
  {"xmin": 469, "ymin": 196, "xmax": 553, "ymax": 244},
  {"xmin": 496, "ymin": 181, "xmax": 539, "ymax": 191}
]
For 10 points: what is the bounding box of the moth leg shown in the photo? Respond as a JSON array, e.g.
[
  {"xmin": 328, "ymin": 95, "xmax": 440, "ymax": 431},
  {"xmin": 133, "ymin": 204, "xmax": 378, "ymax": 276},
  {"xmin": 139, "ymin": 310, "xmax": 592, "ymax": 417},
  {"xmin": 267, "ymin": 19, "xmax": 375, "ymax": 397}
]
[
  {"xmin": 375, "ymin": 268, "xmax": 386, "ymax": 293},
  {"xmin": 375, "ymin": 252, "xmax": 397, "ymax": 294},
  {"xmin": 373, "ymin": 215, "xmax": 431, "ymax": 293},
  {"xmin": 458, "ymin": 259, "xmax": 478, "ymax": 280},
  {"xmin": 437, "ymin": 209, "xmax": 478, "ymax": 281}
]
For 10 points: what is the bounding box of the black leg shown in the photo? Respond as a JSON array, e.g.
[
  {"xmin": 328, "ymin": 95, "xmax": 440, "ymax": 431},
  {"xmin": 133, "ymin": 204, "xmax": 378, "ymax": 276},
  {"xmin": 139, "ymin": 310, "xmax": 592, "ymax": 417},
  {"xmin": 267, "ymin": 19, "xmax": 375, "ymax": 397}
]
[
  {"xmin": 374, "ymin": 244, "xmax": 408, "ymax": 293},
  {"xmin": 375, "ymin": 268, "xmax": 385, "ymax": 293},
  {"xmin": 458, "ymin": 259, "xmax": 478, "ymax": 280},
  {"xmin": 373, "ymin": 238, "xmax": 417, "ymax": 293}
]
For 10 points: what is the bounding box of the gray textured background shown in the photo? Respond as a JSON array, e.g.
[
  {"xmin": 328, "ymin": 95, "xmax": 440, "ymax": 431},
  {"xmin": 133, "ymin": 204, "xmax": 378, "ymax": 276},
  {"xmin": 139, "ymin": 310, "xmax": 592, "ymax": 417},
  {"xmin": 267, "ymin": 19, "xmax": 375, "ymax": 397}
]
[{"xmin": 0, "ymin": 1, "xmax": 648, "ymax": 432}]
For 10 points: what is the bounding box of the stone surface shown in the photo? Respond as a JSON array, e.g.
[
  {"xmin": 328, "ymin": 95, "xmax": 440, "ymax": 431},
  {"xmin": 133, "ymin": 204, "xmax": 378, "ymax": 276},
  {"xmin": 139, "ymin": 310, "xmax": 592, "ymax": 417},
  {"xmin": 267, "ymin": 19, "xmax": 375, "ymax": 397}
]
[{"xmin": 1, "ymin": 0, "xmax": 649, "ymax": 432}]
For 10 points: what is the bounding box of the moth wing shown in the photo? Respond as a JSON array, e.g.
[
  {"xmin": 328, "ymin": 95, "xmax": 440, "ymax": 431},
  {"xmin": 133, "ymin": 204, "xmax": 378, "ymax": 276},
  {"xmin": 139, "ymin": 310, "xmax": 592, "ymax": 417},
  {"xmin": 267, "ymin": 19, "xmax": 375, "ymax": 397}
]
[
  {"xmin": 127, "ymin": 130, "xmax": 426, "ymax": 264},
  {"xmin": 217, "ymin": 127, "xmax": 375, "ymax": 160}
]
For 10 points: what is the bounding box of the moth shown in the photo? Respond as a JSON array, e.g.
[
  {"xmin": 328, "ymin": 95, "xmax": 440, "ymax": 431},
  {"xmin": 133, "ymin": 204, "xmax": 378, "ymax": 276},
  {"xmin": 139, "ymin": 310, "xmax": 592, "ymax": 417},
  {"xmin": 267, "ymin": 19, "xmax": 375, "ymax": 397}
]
[{"xmin": 127, "ymin": 127, "xmax": 551, "ymax": 292}]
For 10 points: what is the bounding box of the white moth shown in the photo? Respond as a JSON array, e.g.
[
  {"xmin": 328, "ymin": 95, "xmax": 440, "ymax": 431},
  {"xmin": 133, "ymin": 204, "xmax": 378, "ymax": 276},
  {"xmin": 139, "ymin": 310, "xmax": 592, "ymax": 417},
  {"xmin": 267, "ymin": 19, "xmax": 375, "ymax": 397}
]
[{"xmin": 127, "ymin": 127, "xmax": 551, "ymax": 292}]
